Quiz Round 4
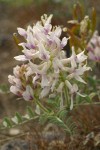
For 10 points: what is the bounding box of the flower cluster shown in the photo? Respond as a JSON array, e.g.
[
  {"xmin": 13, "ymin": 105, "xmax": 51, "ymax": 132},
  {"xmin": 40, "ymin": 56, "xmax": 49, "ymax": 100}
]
[
  {"xmin": 87, "ymin": 31, "xmax": 100, "ymax": 62},
  {"xmin": 8, "ymin": 14, "xmax": 90, "ymax": 109}
]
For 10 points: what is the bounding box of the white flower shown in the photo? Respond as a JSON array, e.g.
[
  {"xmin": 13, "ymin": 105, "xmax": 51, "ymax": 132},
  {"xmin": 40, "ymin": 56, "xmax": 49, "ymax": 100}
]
[
  {"xmin": 17, "ymin": 27, "xmax": 27, "ymax": 38},
  {"xmin": 10, "ymin": 86, "xmax": 21, "ymax": 95},
  {"xmin": 22, "ymin": 85, "xmax": 34, "ymax": 101},
  {"xmin": 65, "ymin": 80, "xmax": 78, "ymax": 94},
  {"xmin": 38, "ymin": 43, "xmax": 50, "ymax": 61},
  {"xmin": 65, "ymin": 80, "xmax": 86, "ymax": 110},
  {"xmin": 56, "ymin": 82, "xmax": 64, "ymax": 93},
  {"xmin": 13, "ymin": 65, "xmax": 20, "ymax": 77},
  {"xmin": 87, "ymin": 31, "xmax": 100, "ymax": 61},
  {"xmin": 61, "ymin": 37, "xmax": 69, "ymax": 48},
  {"xmin": 14, "ymin": 55, "xmax": 28, "ymax": 61},
  {"xmin": 40, "ymin": 87, "xmax": 50, "ymax": 98},
  {"xmin": 66, "ymin": 47, "xmax": 91, "ymax": 83}
]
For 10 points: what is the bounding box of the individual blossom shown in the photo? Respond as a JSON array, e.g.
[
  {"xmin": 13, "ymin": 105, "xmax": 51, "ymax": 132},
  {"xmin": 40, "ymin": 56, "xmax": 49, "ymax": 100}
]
[
  {"xmin": 65, "ymin": 47, "xmax": 91, "ymax": 84},
  {"xmin": 65, "ymin": 80, "xmax": 86, "ymax": 110},
  {"xmin": 8, "ymin": 64, "xmax": 34, "ymax": 101},
  {"xmin": 87, "ymin": 31, "xmax": 100, "ymax": 62}
]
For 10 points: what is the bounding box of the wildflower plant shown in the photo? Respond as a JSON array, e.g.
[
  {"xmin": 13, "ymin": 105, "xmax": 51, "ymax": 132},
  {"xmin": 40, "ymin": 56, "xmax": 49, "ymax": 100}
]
[
  {"xmin": 0, "ymin": 3, "xmax": 100, "ymax": 135},
  {"xmin": 0, "ymin": 14, "xmax": 90, "ymax": 135}
]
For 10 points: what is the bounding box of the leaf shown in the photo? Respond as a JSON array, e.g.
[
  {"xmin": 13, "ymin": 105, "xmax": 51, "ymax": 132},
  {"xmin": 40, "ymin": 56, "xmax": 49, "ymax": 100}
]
[
  {"xmin": 91, "ymin": 8, "xmax": 96, "ymax": 32},
  {"xmin": 67, "ymin": 28, "xmax": 84, "ymax": 50},
  {"xmin": 3, "ymin": 117, "xmax": 12, "ymax": 128},
  {"xmin": 57, "ymin": 109, "xmax": 68, "ymax": 120},
  {"xmin": 27, "ymin": 106, "xmax": 35, "ymax": 118},
  {"xmin": 87, "ymin": 76, "xmax": 96, "ymax": 88},
  {"xmin": 47, "ymin": 96, "xmax": 60, "ymax": 109},
  {"xmin": 13, "ymin": 33, "xmax": 23, "ymax": 51},
  {"xmin": 11, "ymin": 116, "xmax": 19, "ymax": 124},
  {"xmin": 89, "ymin": 92, "xmax": 97, "ymax": 99},
  {"xmin": 73, "ymin": 2, "xmax": 84, "ymax": 21},
  {"xmin": 39, "ymin": 113, "xmax": 48, "ymax": 125},
  {"xmin": 15, "ymin": 112, "xmax": 23, "ymax": 123}
]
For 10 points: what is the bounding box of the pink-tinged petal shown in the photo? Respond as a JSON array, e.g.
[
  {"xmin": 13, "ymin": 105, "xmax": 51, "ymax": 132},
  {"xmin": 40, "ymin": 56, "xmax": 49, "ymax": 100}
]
[
  {"xmin": 65, "ymin": 81, "xmax": 78, "ymax": 94},
  {"xmin": 17, "ymin": 28, "xmax": 27, "ymax": 38},
  {"xmin": 77, "ymin": 51, "xmax": 87, "ymax": 63},
  {"xmin": 14, "ymin": 78, "xmax": 22, "ymax": 88},
  {"xmin": 25, "ymin": 67, "xmax": 33, "ymax": 79},
  {"xmin": 77, "ymin": 92, "xmax": 87, "ymax": 97},
  {"xmin": 8, "ymin": 75, "xmax": 21, "ymax": 87},
  {"xmin": 70, "ymin": 47, "xmax": 77, "ymax": 68},
  {"xmin": 44, "ymin": 24, "xmax": 52, "ymax": 34},
  {"xmin": 25, "ymin": 43, "xmax": 36, "ymax": 49},
  {"xmin": 27, "ymin": 32, "xmax": 35, "ymax": 47},
  {"xmin": 72, "ymin": 84, "xmax": 78, "ymax": 93},
  {"xmin": 22, "ymin": 86, "xmax": 33, "ymax": 101},
  {"xmin": 29, "ymin": 61, "xmax": 40, "ymax": 73},
  {"xmin": 53, "ymin": 58, "xmax": 64, "ymax": 73},
  {"xmin": 38, "ymin": 43, "xmax": 50, "ymax": 61},
  {"xmin": 35, "ymin": 105, "xmax": 40, "ymax": 115},
  {"xmin": 51, "ymin": 78, "xmax": 58, "ymax": 92},
  {"xmin": 75, "ymin": 75, "xmax": 86, "ymax": 84},
  {"xmin": 13, "ymin": 65, "xmax": 20, "ymax": 77},
  {"xmin": 32, "ymin": 73, "xmax": 40, "ymax": 85},
  {"xmin": 61, "ymin": 37, "xmax": 69, "ymax": 48},
  {"xmin": 61, "ymin": 58, "xmax": 71, "ymax": 65},
  {"xmin": 65, "ymin": 80, "xmax": 72, "ymax": 91},
  {"xmin": 10, "ymin": 86, "xmax": 20, "ymax": 95},
  {"xmin": 40, "ymin": 61, "xmax": 51, "ymax": 74},
  {"xmin": 56, "ymin": 82, "xmax": 64, "ymax": 93},
  {"xmin": 53, "ymin": 60, "xmax": 59, "ymax": 73},
  {"xmin": 40, "ymin": 87, "xmax": 50, "ymax": 98},
  {"xmin": 44, "ymin": 14, "xmax": 53, "ymax": 26},
  {"xmin": 8, "ymin": 75, "xmax": 15, "ymax": 84},
  {"xmin": 23, "ymin": 49, "xmax": 39, "ymax": 60},
  {"xmin": 70, "ymin": 95, "xmax": 74, "ymax": 110},
  {"xmin": 54, "ymin": 26, "xmax": 62, "ymax": 37},
  {"xmin": 41, "ymin": 74, "xmax": 49, "ymax": 87},
  {"xmin": 14, "ymin": 55, "xmax": 28, "ymax": 61}
]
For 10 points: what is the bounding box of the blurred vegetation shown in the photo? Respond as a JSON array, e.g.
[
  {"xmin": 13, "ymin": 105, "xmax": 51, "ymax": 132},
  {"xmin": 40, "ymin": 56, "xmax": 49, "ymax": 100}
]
[
  {"xmin": 0, "ymin": 0, "xmax": 99, "ymax": 30},
  {"xmin": 0, "ymin": 0, "xmax": 33, "ymax": 6}
]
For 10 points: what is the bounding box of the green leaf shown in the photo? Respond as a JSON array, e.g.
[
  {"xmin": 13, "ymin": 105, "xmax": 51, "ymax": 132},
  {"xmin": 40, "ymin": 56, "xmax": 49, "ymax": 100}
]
[
  {"xmin": 13, "ymin": 33, "xmax": 23, "ymax": 51},
  {"xmin": 15, "ymin": 112, "xmax": 23, "ymax": 123},
  {"xmin": 27, "ymin": 106, "xmax": 35, "ymax": 118},
  {"xmin": 57, "ymin": 109, "xmax": 68, "ymax": 120},
  {"xmin": 11, "ymin": 116, "xmax": 19, "ymax": 124},
  {"xmin": 39, "ymin": 113, "xmax": 48, "ymax": 125},
  {"xmin": 91, "ymin": 8, "xmax": 96, "ymax": 32},
  {"xmin": 3, "ymin": 117, "xmax": 12, "ymax": 128},
  {"xmin": 89, "ymin": 92, "xmax": 96, "ymax": 99}
]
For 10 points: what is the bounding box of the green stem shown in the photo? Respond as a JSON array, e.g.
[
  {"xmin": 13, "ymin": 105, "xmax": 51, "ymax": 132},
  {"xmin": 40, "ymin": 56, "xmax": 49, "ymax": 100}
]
[
  {"xmin": 61, "ymin": 102, "xmax": 100, "ymax": 111},
  {"xmin": 60, "ymin": 72, "xmax": 70, "ymax": 107},
  {"xmin": 64, "ymin": 84, "xmax": 70, "ymax": 107},
  {"xmin": 55, "ymin": 116, "xmax": 72, "ymax": 134},
  {"xmin": 75, "ymin": 102, "xmax": 100, "ymax": 106},
  {"xmin": 34, "ymin": 97, "xmax": 49, "ymax": 113}
]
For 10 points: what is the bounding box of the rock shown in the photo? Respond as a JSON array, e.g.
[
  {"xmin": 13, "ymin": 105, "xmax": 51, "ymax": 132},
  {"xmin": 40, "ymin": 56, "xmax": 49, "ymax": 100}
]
[{"xmin": 1, "ymin": 139, "xmax": 29, "ymax": 150}]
